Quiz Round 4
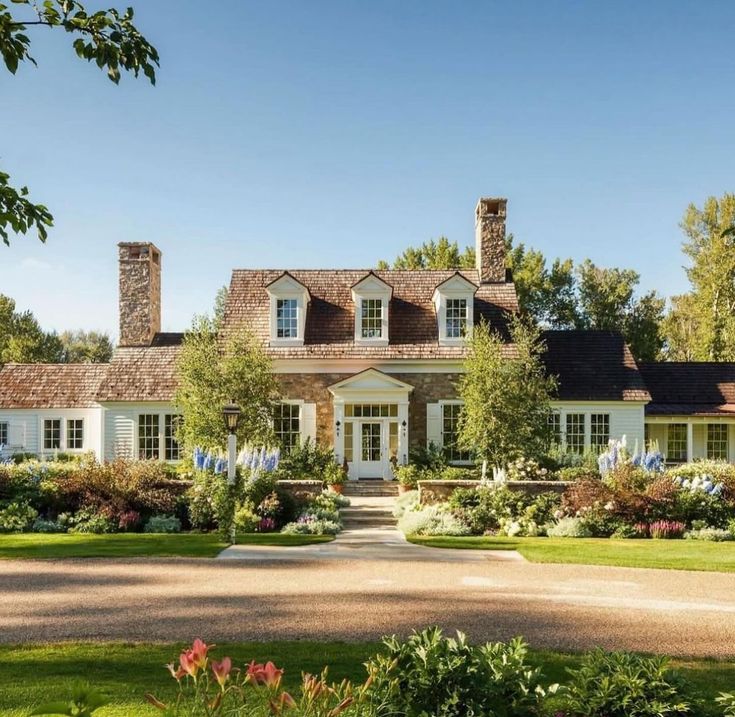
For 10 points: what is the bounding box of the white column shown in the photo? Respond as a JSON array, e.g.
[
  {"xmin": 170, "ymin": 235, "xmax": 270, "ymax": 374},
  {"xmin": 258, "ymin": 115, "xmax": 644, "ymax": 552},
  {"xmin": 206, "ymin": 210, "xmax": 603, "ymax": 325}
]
[
  {"xmin": 398, "ymin": 402, "xmax": 409, "ymax": 465},
  {"xmin": 333, "ymin": 402, "xmax": 345, "ymax": 464},
  {"xmin": 686, "ymin": 422, "xmax": 694, "ymax": 463}
]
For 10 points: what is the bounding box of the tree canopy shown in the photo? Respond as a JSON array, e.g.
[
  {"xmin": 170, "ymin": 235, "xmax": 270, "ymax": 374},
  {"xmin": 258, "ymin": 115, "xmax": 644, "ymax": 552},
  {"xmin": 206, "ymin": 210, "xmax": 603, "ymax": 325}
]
[
  {"xmin": 1, "ymin": 0, "xmax": 157, "ymax": 245},
  {"xmin": 0, "ymin": 294, "xmax": 63, "ymax": 365},
  {"xmin": 458, "ymin": 318, "xmax": 555, "ymax": 468},
  {"xmin": 378, "ymin": 237, "xmax": 475, "ymax": 270},
  {"xmin": 59, "ymin": 330, "xmax": 113, "ymax": 363}
]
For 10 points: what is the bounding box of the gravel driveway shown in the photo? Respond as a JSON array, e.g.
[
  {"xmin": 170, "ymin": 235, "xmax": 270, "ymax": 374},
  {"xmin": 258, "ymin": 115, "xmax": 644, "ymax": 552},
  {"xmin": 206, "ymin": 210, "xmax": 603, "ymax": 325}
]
[{"xmin": 2, "ymin": 548, "xmax": 734, "ymax": 656}]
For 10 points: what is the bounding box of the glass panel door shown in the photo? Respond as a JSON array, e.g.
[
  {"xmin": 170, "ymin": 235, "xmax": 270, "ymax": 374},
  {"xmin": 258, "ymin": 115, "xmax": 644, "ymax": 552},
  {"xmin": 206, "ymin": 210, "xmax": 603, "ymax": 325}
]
[{"xmin": 358, "ymin": 421, "xmax": 383, "ymax": 478}]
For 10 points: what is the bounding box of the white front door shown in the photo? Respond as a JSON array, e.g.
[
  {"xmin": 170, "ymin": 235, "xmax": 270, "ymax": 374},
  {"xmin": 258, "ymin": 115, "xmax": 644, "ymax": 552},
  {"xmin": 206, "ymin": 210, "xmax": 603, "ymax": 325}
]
[{"xmin": 358, "ymin": 421, "xmax": 384, "ymax": 478}]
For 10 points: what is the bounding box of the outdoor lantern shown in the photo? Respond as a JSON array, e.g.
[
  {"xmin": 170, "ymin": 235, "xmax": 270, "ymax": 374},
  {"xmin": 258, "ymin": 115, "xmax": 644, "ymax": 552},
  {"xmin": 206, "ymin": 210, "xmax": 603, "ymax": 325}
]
[
  {"xmin": 335, "ymin": 420, "xmax": 341, "ymax": 437},
  {"xmin": 222, "ymin": 402, "xmax": 242, "ymax": 434},
  {"xmin": 401, "ymin": 419, "xmax": 407, "ymax": 437}
]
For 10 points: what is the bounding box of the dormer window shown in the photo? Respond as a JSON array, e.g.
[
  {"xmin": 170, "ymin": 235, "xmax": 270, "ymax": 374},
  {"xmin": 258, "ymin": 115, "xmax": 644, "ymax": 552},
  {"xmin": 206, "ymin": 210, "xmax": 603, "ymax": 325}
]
[
  {"xmin": 266, "ymin": 272, "xmax": 310, "ymax": 346},
  {"xmin": 432, "ymin": 273, "xmax": 477, "ymax": 346},
  {"xmin": 351, "ymin": 272, "xmax": 392, "ymax": 346}
]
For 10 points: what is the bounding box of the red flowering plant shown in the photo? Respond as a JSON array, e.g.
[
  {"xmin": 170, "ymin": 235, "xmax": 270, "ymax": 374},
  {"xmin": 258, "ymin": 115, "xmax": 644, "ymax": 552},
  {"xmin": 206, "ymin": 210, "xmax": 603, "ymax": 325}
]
[{"xmin": 146, "ymin": 639, "xmax": 384, "ymax": 716}]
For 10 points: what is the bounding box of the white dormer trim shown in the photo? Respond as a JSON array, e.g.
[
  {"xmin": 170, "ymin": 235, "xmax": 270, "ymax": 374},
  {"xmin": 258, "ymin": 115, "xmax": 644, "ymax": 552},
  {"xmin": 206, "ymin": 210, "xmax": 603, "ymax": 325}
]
[
  {"xmin": 351, "ymin": 272, "xmax": 392, "ymax": 347},
  {"xmin": 265, "ymin": 272, "xmax": 310, "ymax": 347},
  {"xmin": 432, "ymin": 273, "xmax": 477, "ymax": 346}
]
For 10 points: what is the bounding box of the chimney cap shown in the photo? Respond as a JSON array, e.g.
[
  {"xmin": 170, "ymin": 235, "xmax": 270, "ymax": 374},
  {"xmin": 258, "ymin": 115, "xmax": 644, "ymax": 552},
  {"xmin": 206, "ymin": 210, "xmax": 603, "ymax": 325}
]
[{"xmin": 475, "ymin": 197, "xmax": 507, "ymax": 221}]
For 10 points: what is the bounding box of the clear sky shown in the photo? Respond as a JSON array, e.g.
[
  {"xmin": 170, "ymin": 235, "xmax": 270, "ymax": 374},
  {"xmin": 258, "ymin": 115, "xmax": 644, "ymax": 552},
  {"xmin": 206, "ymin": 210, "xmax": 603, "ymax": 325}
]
[{"xmin": 2, "ymin": 0, "xmax": 734, "ymax": 339}]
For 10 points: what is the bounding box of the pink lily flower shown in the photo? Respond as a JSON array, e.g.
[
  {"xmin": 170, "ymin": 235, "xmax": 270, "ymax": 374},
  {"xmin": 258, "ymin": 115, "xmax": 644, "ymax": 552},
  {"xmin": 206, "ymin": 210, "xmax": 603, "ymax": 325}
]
[
  {"xmin": 190, "ymin": 638, "xmax": 213, "ymax": 668},
  {"xmin": 246, "ymin": 660, "xmax": 284, "ymax": 688},
  {"xmin": 211, "ymin": 656, "xmax": 232, "ymax": 687}
]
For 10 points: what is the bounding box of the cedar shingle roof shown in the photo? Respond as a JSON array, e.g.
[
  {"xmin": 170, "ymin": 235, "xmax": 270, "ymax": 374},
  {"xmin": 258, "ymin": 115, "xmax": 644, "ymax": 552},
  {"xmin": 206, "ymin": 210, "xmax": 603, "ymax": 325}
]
[
  {"xmin": 224, "ymin": 269, "xmax": 518, "ymax": 359},
  {"xmin": 0, "ymin": 363, "xmax": 108, "ymax": 409},
  {"xmin": 639, "ymin": 362, "xmax": 735, "ymax": 416},
  {"xmin": 95, "ymin": 342, "xmax": 182, "ymax": 402},
  {"xmin": 541, "ymin": 330, "xmax": 651, "ymax": 402}
]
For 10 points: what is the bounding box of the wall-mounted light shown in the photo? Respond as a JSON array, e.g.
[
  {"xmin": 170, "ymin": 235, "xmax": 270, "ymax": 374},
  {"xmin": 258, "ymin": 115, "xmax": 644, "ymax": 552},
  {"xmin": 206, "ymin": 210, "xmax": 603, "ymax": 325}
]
[
  {"xmin": 335, "ymin": 420, "xmax": 341, "ymax": 438},
  {"xmin": 401, "ymin": 420, "xmax": 407, "ymax": 438}
]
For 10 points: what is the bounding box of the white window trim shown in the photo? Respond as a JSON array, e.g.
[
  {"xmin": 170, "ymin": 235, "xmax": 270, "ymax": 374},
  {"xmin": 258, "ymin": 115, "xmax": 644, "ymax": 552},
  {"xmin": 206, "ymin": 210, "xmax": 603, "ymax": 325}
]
[
  {"xmin": 432, "ymin": 276, "xmax": 476, "ymax": 347},
  {"xmin": 274, "ymin": 399, "xmax": 304, "ymax": 449},
  {"xmin": 438, "ymin": 399, "xmax": 474, "ymax": 465},
  {"xmin": 64, "ymin": 417, "xmax": 86, "ymax": 452},
  {"xmin": 135, "ymin": 411, "xmax": 182, "ymax": 463},
  {"xmin": 42, "ymin": 416, "xmax": 63, "ymax": 452},
  {"xmin": 351, "ymin": 275, "xmax": 391, "ymax": 346},
  {"xmin": 0, "ymin": 421, "xmax": 8, "ymax": 447},
  {"xmin": 266, "ymin": 274, "xmax": 309, "ymax": 346}
]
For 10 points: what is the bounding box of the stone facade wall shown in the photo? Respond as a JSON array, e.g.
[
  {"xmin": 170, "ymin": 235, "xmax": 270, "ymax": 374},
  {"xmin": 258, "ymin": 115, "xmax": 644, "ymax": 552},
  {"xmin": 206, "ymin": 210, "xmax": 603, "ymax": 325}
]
[
  {"xmin": 419, "ymin": 479, "xmax": 572, "ymax": 505},
  {"xmin": 475, "ymin": 198, "xmax": 507, "ymax": 284},
  {"xmin": 118, "ymin": 242, "xmax": 161, "ymax": 347},
  {"xmin": 277, "ymin": 371, "xmax": 462, "ymax": 448}
]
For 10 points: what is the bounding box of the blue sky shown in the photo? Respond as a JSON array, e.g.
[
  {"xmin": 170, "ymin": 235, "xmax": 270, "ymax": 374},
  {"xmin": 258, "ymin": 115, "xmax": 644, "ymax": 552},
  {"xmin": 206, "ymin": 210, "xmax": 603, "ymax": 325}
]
[{"xmin": 3, "ymin": 0, "xmax": 734, "ymax": 338}]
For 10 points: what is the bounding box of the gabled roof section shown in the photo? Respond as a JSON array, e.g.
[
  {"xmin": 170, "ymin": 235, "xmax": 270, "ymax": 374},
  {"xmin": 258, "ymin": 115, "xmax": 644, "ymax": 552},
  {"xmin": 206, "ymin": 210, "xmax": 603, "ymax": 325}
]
[
  {"xmin": 96, "ymin": 344, "xmax": 181, "ymax": 403},
  {"xmin": 265, "ymin": 271, "xmax": 311, "ymax": 298},
  {"xmin": 542, "ymin": 330, "xmax": 650, "ymax": 402},
  {"xmin": 328, "ymin": 368, "xmax": 415, "ymax": 395},
  {"xmin": 224, "ymin": 268, "xmax": 518, "ymax": 359},
  {"xmin": 639, "ymin": 362, "xmax": 735, "ymax": 416},
  {"xmin": 0, "ymin": 363, "xmax": 109, "ymax": 409},
  {"xmin": 350, "ymin": 271, "xmax": 393, "ymax": 297},
  {"xmin": 433, "ymin": 272, "xmax": 478, "ymax": 295}
]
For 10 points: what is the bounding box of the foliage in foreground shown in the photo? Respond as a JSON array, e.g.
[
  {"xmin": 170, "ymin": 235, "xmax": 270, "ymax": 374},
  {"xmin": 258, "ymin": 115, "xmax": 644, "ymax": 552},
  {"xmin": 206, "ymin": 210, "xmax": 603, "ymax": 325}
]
[{"xmin": 27, "ymin": 628, "xmax": 728, "ymax": 717}]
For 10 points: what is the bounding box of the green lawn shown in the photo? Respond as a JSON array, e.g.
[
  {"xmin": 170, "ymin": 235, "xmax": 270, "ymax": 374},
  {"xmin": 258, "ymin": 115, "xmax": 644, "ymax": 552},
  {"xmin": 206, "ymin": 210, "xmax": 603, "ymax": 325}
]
[
  {"xmin": 0, "ymin": 642, "xmax": 732, "ymax": 717},
  {"xmin": 408, "ymin": 535, "xmax": 735, "ymax": 572},
  {"xmin": 0, "ymin": 532, "xmax": 333, "ymax": 559}
]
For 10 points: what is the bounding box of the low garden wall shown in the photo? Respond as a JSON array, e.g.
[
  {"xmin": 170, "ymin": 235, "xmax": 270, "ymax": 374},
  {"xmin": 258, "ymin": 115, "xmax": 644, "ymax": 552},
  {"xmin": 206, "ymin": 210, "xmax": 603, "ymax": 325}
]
[
  {"xmin": 418, "ymin": 479, "xmax": 572, "ymax": 505},
  {"xmin": 276, "ymin": 479, "xmax": 324, "ymax": 500}
]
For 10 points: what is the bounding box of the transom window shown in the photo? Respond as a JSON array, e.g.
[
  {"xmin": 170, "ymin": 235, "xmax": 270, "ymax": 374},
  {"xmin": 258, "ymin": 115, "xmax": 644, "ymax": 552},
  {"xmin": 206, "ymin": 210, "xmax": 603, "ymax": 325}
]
[
  {"xmin": 590, "ymin": 414, "xmax": 610, "ymax": 450},
  {"xmin": 274, "ymin": 403, "xmax": 301, "ymax": 452},
  {"xmin": 138, "ymin": 414, "xmax": 160, "ymax": 460},
  {"xmin": 707, "ymin": 424, "xmax": 728, "ymax": 461},
  {"xmin": 165, "ymin": 414, "xmax": 182, "ymax": 461},
  {"xmin": 43, "ymin": 419, "xmax": 61, "ymax": 451},
  {"xmin": 565, "ymin": 413, "xmax": 585, "ymax": 454},
  {"xmin": 442, "ymin": 403, "xmax": 471, "ymax": 463},
  {"xmin": 0, "ymin": 422, "xmax": 7, "ymax": 447},
  {"xmin": 445, "ymin": 298, "xmax": 467, "ymax": 339},
  {"xmin": 360, "ymin": 299, "xmax": 383, "ymax": 339},
  {"xmin": 667, "ymin": 424, "xmax": 687, "ymax": 462},
  {"xmin": 276, "ymin": 299, "xmax": 298, "ymax": 339},
  {"xmin": 344, "ymin": 404, "xmax": 398, "ymax": 418},
  {"xmin": 66, "ymin": 419, "xmax": 84, "ymax": 450}
]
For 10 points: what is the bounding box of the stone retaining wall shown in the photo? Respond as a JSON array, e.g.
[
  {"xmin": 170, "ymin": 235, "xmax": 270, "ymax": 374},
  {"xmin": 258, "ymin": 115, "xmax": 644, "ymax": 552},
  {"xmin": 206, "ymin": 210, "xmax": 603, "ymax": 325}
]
[
  {"xmin": 418, "ymin": 480, "xmax": 572, "ymax": 505},
  {"xmin": 276, "ymin": 479, "xmax": 324, "ymax": 500}
]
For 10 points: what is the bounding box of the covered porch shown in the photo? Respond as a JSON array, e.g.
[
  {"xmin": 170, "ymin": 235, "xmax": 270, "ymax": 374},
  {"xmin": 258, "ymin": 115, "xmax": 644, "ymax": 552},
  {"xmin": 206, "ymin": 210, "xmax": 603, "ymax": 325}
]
[{"xmin": 645, "ymin": 416, "xmax": 735, "ymax": 464}]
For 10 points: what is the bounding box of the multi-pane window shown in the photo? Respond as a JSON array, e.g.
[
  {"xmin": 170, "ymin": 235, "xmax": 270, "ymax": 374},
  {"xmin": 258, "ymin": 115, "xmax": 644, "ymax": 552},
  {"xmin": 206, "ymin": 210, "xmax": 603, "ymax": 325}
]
[
  {"xmin": 548, "ymin": 412, "xmax": 561, "ymax": 446},
  {"xmin": 667, "ymin": 424, "xmax": 687, "ymax": 462},
  {"xmin": 164, "ymin": 414, "xmax": 182, "ymax": 461},
  {"xmin": 343, "ymin": 421, "xmax": 354, "ymax": 462},
  {"xmin": 276, "ymin": 299, "xmax": 298, "ymax": 338},
  {"xmin": 360, "ymin": 299, "xmax": 383, "ymax": 339},
  {"xmin": 565, "ymin": 413, "xmax": 585, "ymax": 454},
  {"xmin": 274, "ymin": 403, "xmax": 301, "ymax": 453},
  {"xmin": 43, "ymin": 419, "xmax": 61, "ymax": 451},
  {"xmin": 707, "ymin": 424, "xmax": 728, "ymax": 461},
  {"xmin": 445, "ymin": 298, "xmax": 467, "ymax": 339},
  {"xmin": 138, "ymin": 414, "xmax": 160, "ymax": 460},
  {"xmin": 442, "ymin": 403, "xmax": 471, "ymax": 463},
  {"xmin": 66, "ymin": 419, "xmax": 84, "ymax": 450},
  {"xmin": 590, "ymin": 414, "xmax": 610, "ymax": 450},
  {"xmin": 0, "ymin": 422, "xmax": 7, "ymax": 447},
  {"xmin": 345, "ymin": 404, "xmax": 398, "ymax": 418}
]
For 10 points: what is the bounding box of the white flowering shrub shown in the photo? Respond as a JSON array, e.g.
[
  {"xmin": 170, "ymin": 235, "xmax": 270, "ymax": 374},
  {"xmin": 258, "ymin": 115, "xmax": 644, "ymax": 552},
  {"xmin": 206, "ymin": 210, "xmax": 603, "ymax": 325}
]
[
  {"xmin": 399, "ymin": 505, "xmax": 471, "ymax": 536},
  {"xmin": 546, "ymin": 516, "xmax": 593, "ymax": 538}
]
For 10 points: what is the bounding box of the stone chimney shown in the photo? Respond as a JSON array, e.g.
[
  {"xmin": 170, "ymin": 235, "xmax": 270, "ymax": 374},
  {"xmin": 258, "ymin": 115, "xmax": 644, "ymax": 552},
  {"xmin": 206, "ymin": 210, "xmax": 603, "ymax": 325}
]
[
  {"xmin": 475, "ymin": 197, "xmax": 507, "ymax": 283},
  {"xmin": 118, "ymin": 242, "xmax": 161, "ymax": 347}
]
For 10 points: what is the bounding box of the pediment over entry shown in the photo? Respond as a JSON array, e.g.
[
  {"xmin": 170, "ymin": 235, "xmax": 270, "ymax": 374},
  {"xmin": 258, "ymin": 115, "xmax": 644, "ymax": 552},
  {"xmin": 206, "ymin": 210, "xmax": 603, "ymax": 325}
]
[{"xmin": 328, "ymin": 368, "xmax": 414, "ymax": 397}]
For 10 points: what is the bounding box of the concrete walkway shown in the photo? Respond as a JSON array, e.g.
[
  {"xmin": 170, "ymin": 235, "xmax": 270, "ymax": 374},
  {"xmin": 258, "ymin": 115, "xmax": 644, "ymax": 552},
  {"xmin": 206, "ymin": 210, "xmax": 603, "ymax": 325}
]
[{"xmin": 218, "ymin": 496, "xmax": 524, "ymax": 562}]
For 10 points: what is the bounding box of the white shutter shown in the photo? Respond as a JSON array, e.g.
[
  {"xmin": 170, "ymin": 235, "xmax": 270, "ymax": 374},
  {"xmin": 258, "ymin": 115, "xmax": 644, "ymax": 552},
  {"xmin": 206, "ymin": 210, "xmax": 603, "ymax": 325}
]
[
  {"xmin": 301, "ymin": 403, "xmax": 317, "ymax": 444},
  {"xmin": 426, "ymin": 403, "xmax": 442, "ymax": 449},
  {"xmin": 8, "ymin": 423, "xmax": 25, "ymax": 448}
]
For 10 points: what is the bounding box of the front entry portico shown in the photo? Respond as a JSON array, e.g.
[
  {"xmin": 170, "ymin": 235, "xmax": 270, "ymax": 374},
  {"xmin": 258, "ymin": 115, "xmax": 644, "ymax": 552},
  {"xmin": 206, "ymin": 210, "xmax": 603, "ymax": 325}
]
[{"xmin": 328, "ymin": 369, "xmax": 413, "ymax": 480}]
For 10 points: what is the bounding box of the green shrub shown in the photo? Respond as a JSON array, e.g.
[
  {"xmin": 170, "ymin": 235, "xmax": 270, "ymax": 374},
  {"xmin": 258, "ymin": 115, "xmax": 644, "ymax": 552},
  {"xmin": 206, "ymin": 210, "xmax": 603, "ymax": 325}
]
[
  {"xmin": 315, "ymin": 490, "xmax": 349, "ymax": 509},
  {"xmin": 278, "ymin": 439, "xmax": 335, "ymax": 479},
  {"xmin": 31, "ymin": 518, "xmax": 67, "ymax": 533},
  {"xmin": 717, "ymin": 692, "xmax": 735, "ymax": 717},
  {"xmin": 365, "ymin": 627, "xmax": 551, "ymax": 717},
  {"xmin": 409, "ymin": 441, "xmax": 448, "ymax": 471},
  {"xmin": 281, "ymin": 518, "xmax": 340, "ymax": 535},
  {"xmin": 0, "ymin": 500, "xmax": 38, "ymax": 532},
  {"xmin": 558, "ymin": 466, "xmax": 600, "ymax": 482},
  {"xmin": 559, "ymin": 648, "xmax": 693, "ymax": 717},
  {"xmin": 233, "ymin": 503, "xmax": 259, "ymax": 532},
  {"xmin": 546, "ymin": 517, "xmax": 592, "ymax": 538},
  {"xmin": 321, "ymin": 461, "xmax": 346, "ymax": 486},
  {"xmin": 438, "ymin": 466, "xmax": 479, "ymax": 481},
  {"xmin": 685, "ymin": 527, "xmax": 733, "ymax": 541},
  {"xmin": 395, "ymin": 464, "xmax": 423, "ymax": 488},
  {"xmin": 398, "ymin": 505, "xmax": 471, "ymax": 536},
  {"xmin": 144, "ymin": 515, "xmax": 182, "ymax": 533},
  {"xmin": 187, "ymin": 471, "xmax": 229, "ymax": 530},
  {"xmin": 68, "ymin": 509, "xmax": 116, "ymax": 534}
]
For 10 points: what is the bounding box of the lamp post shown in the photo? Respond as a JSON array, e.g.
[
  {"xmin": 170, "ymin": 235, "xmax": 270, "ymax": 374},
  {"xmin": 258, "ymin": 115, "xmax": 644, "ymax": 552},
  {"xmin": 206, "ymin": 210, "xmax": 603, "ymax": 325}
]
[{"xmin": 222, "ymin": 402, "xmax": 241, "ymax": 545}]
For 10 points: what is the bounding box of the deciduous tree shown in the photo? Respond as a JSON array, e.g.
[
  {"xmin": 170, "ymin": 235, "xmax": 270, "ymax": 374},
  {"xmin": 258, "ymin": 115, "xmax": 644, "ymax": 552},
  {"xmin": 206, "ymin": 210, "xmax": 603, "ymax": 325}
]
[
  {"xmin": 59, "ymin": 330, "xmax": 113, "ymax": 363},
  {"xmin": 0, "ymin": 294, "xmax": 63, "ymax": 365},
  {"xmin": 378, "ymin": 237, "xmax": 475, "ymax": 270},
  {"xmin": 0, "ymin": 0, "xmax": 158, "ymax": 245},
  {"xmin": 458, "ymin": 318, "xmax": 556, "ymax": 469}
]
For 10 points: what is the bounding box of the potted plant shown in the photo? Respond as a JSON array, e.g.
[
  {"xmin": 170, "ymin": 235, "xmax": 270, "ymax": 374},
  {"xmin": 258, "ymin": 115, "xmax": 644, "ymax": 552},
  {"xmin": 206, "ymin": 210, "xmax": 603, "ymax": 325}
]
[
  {"xmin": 395, "ymin": 464, "xmax": 421, "ymax": 495},
  {"xmin": 323, "ymin": 461, "xmax": 347, "ymax": 494}
]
